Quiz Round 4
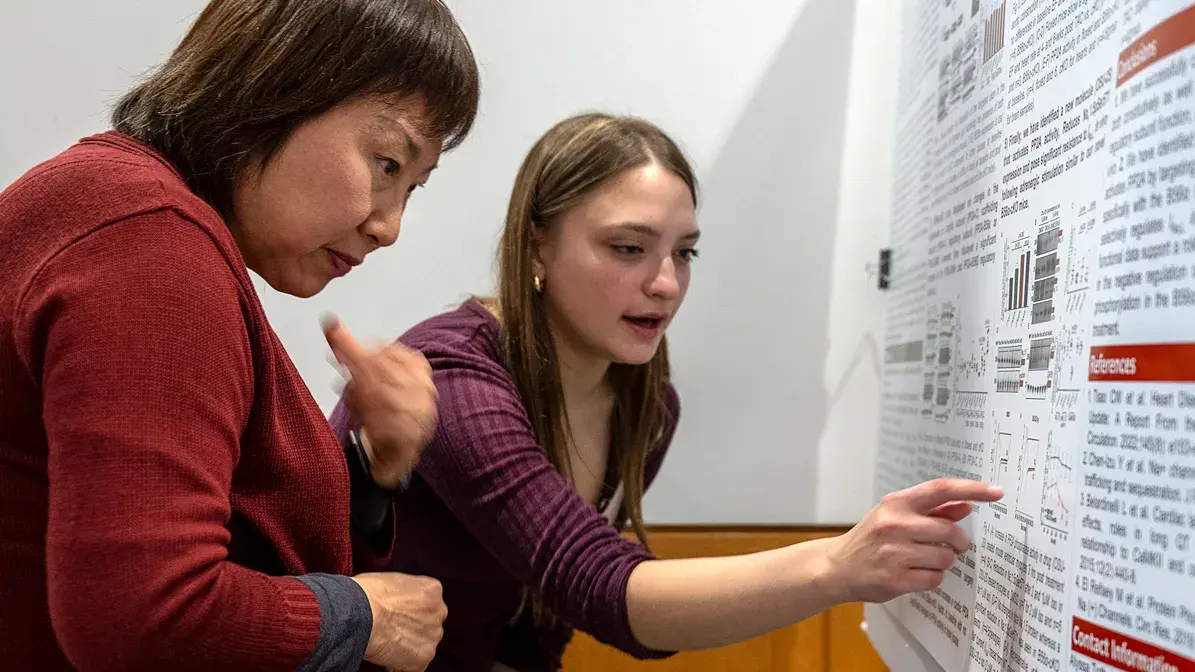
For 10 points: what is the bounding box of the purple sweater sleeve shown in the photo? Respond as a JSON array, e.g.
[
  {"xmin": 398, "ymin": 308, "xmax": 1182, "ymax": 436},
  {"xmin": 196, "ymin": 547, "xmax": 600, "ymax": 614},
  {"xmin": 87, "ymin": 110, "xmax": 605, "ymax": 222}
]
[
  {"xmin": 414, "ymin": 353, "xmax": 672, "ymax": 660},
  {"xmin": 495, "ymin": 387, "xmax": 681, "ymax": 671}
]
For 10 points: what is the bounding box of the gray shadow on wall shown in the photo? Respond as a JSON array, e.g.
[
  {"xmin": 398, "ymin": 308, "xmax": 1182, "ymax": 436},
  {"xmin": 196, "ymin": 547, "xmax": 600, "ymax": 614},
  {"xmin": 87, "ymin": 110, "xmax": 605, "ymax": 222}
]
[{"xmin": 645, "ymin": 0, "xmax": 857, "ymax": 523}]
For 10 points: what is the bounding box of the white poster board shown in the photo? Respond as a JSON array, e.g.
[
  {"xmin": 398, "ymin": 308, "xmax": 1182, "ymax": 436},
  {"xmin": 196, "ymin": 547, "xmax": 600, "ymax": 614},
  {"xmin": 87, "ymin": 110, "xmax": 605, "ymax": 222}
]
[{"xmin": 872, "ymin": 0, "xmax": 1195, "ymax": 670}]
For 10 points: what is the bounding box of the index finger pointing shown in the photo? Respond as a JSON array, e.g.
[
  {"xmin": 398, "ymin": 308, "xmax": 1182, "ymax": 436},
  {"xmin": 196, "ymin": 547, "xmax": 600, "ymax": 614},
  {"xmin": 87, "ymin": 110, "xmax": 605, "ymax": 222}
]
[
  {"xmin": 927, "ymin": 500, "xmax": 975, "ymax": 523},
  {"xmin": 322, "ymin": 316, "xmax": 368, "ymax": 373},
  {"xmin": 902, "ymin": 478, "xmax": 1003, "ymax": 513}
]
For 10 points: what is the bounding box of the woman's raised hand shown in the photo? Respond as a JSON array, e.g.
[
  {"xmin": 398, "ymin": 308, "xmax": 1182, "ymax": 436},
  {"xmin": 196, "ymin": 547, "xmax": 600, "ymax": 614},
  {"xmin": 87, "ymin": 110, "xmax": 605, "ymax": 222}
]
[
  {"xmin": 324, "ymin": 318, "xmax": 438, "ymax": 488},
  {"xmin": 823, "ymin": 478, "xmax": 1004, "ymax": 603}
]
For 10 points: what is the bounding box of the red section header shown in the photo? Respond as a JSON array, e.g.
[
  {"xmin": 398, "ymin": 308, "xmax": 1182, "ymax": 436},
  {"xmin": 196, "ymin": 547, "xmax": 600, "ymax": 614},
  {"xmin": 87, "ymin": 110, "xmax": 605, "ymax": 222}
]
[
  {"xmin": 1072, "ymin": 617, "xmax": 1195, "ymax": 672},
  {"xmin": 1118, "ymin": 3, "xmax": 1195, "ymax": 86},
  {"xmin": 1088, "ymin": 343, "xmax": 1195, "ymax": 382}
]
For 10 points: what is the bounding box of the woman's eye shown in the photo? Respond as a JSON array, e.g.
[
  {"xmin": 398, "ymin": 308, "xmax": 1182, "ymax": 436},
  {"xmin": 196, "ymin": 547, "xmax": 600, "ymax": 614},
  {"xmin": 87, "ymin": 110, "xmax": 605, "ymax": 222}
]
[
  {"xmin": 612, "ymin": 244, "xmax": 644, "ymax": 255},
  {"xmin": 376, "ymin": 156, "xmax": 400, "ymax": 176},
  {"xmin": 677, "ymin": 248, "xmax": 700, "ymax": 262},
  {"xmin": 407, "ymin": 183, "xmax": 424, "ymax": 195}
]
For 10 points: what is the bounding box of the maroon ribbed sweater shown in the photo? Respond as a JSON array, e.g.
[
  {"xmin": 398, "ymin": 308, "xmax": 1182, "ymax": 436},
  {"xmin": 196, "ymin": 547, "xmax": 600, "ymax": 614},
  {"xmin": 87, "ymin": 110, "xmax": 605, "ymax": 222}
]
[
  {"xmin": 331, "ymin": 300, "xmax": 680, "ymax": 671},
  {"xmin": 0, "ymin": 132, "xmax": 383, "ymax": 671}
]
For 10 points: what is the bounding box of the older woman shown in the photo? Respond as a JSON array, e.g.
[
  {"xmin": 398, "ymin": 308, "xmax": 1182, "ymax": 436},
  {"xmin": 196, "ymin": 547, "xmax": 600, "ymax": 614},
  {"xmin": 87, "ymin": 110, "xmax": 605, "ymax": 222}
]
[{"xmin": 0, "ymin": 1, "xmax": 479, "ymax": 670}]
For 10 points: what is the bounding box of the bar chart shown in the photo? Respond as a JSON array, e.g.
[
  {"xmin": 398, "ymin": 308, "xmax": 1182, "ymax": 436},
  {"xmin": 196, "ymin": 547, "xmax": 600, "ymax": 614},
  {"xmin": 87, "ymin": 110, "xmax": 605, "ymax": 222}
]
[
  {"xmin": 982, "ymin": 0, "xmax": 1005, "ymax": 63},
  {"xmin": 1005, "ymin": 243, "xmax": 1031, "ymax": 311}
]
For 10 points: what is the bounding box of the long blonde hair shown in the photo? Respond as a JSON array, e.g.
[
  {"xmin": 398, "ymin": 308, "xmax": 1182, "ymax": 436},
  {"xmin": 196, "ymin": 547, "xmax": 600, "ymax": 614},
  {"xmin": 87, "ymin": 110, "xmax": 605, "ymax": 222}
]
[{"xmin": 492, "ymin": 113, "xmax": 697, "ymax": 550}]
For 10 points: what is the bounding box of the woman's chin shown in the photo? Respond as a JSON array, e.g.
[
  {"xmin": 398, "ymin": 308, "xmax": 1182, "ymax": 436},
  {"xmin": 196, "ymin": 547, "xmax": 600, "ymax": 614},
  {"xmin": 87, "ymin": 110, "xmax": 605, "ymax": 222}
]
[
  {"xmin": 278, "ymin": 272, "xmax": 333, "ymax": 299},
  {"xmin": 609, "ymin": 342, "xmax": 662, "ymax": 367},
  {"xmin": 280, "ymin": 278, "xmax": 327, "ymax": 299}
]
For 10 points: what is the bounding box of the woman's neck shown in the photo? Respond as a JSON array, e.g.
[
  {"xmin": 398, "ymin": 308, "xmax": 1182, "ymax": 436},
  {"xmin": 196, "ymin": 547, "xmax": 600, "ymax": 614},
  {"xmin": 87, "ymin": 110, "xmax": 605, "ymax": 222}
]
[
  {"xmin": 483, "ymin": 296, "xmax": 611, "ymax": 405},
  {"xmin": 551, "ymin": 323, "xmax": 615, "ymax": 497},
  {"xmin": 551, "ymin": 327, "xmax": 611, "ymax": 409}
]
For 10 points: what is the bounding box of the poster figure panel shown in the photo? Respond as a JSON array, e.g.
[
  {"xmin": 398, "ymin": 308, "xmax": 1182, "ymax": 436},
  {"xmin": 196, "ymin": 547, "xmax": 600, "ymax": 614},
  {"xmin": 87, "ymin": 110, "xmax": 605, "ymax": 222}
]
[{"xmin": 878, "ymin": 1, "xmax": 1195, "ymax": 671}]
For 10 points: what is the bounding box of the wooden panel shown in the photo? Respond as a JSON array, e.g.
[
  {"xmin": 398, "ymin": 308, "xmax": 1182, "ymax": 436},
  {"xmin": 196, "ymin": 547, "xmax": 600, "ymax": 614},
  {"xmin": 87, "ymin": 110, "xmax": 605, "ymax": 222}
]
[
  {"xmin": 560, "ymin": 527, "xmax": 888, "ymax": 672},
  {"xmin": 790, "ymin": 606, "xmax": 827, "ymax": 671},
  {"xmin": 827, "ymin": 602, "xmax": 888, "ymax": 672},
  {"xmin": 562, "ymin": 631, "xmax": 793, "ymax": 672}
]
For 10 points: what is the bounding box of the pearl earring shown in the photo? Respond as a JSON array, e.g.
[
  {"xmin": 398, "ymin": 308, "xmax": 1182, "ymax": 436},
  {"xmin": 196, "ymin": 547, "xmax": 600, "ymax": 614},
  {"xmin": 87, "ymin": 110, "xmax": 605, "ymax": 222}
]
[{"xmin": 533, "ymin": 275, "xmax": 543, "ymax": 293}]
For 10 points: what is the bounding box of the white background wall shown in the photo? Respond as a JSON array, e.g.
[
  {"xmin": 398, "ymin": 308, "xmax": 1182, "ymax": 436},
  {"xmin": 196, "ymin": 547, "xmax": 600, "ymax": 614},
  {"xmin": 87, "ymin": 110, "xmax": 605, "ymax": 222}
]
[
  {"xmin": 815, "ymin": 0, "xmax": 901, "ymax": 523},
  {"xmin": 0, "ymin": 0, "xmax": 899, "ymax": 525}
]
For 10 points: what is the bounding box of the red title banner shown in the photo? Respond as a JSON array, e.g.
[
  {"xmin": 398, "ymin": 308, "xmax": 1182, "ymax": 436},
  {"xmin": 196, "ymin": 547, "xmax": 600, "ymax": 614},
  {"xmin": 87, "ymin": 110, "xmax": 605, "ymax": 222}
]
[
  {"xmin": 1118, "ymin": 3, "xmax": 1195, "ymax": 86},
  {"xmin": 1088, "ymin": 343, "xmax": 1195, "ymax": 383},
  {"xmin": 1072, "ymin": 617, "xmax": 1195, "ymax": 672}
]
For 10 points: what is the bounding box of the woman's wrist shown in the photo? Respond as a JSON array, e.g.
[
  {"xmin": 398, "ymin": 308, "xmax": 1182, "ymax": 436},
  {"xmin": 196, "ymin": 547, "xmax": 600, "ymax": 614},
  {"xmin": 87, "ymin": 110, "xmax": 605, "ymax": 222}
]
[
  {"xmin": 348, "ymin": 575, "xmax": 383, "ymax": 661},
  {"xmin": 343, "ymin": 429, "xmax": 396, "ymax": 536},
  {"xmin": 790, "ymin": 536, "xmax": 852, "ymax": 607},
  {"xmin": 355, "ymin": 428, "xmax": 413, "ymax": 490}
]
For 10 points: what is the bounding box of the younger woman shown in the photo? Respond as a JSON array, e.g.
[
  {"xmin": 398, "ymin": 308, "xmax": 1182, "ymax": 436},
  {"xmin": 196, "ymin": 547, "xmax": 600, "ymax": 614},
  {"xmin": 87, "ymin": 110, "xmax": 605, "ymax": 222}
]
[{"xmin": 332, "ymin": 113, "xmax": 1001, "ymax": 671}]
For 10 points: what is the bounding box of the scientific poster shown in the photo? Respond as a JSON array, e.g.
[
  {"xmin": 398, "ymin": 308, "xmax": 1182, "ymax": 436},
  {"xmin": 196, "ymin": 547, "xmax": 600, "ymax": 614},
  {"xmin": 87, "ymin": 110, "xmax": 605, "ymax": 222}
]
[{"xmin": 877, "ymin": 1, "xmax": 1195, "ymax": 670}]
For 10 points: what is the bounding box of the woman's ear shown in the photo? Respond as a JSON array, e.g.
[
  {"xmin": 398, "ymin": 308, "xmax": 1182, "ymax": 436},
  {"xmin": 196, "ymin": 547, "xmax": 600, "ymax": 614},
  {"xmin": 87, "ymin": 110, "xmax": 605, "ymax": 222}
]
[{"xmin": 530, "ymin": 224, "xmax": 550, "ymax": 280}]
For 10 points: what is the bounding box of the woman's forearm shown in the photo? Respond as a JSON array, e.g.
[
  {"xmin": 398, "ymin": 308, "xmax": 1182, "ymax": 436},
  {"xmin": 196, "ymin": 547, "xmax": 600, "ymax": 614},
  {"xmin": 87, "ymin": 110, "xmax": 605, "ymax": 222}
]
[
  {"xmin": 623, "ymin": 478, "xmax": 1004, "ymax": 652},
  {"xmin": 625, "ymin": 537, "xmax": 846, "ymax": 651}
]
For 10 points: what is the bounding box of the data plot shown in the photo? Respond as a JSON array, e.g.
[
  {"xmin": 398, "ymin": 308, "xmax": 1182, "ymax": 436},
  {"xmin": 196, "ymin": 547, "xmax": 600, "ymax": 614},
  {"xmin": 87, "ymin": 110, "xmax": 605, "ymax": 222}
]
[
  {"xmin": 1015, "ymin": 435, "xmax": 1042, "ymax": 525},
  {"xmin": 921, "ymin": 310, "xmax": 939, "ymax": 416},
  {"xmin": 1024, "ymin": 381, "xmax": 1049, "ymax": 399},
  {"xmin": 953, "ymin": 319, "xmax": 990, "ymax": 385},
  {"xmin": 1052, "ymin": 388, "xmax": 1080, "ymax": 410},
  {"xmin": 954, "ymin": 389, "xmax": 989, "ymax": 429},
  {"xmin": 996, "ymin": 371, "xmax": 1021, "ymax": 393},
  {"xmin": 996, "ymin": 344, "xmax": 1022, "ymax": 369},
  {"xmin": 1024, "ymin": 336, "xmax": 1052, "ymax": 400},
  {"xmin": 1064, "ymin": 200, "xmax": 1096, "ymax": 303},
  {"xmin": 1052, "ymin": 322, "xmax": 1085, "ymax": 388},
  {"xmin": 1027, "ymin": 338, "xmax": 1052, "ymax": 370},
  {"xmin": 991, "ymin": 428, "xmax": 1014, "ymax": 505},
  {"xmin": 921, "ymin": 301, "xmax": 970, "ymax": 424},
  {"xmin": 1039, "ymin": 431, "xmax": 1073, "ymax": 538},
  {"xmin": 1030, "ymin": 209, "xmax": 1062, "ymax": 326},
  {"xmin": 1004, "ymin": 239, "xmax": 1032, "ymax": 313},
  {"xmin": 955, "ymin": 390, "xmax": 988, "ymax": 413},
  {"xmin": 981, "ymin": 0, "xmax": 1005, "ymax": 63},
  {"xmin": 995, "ymin": 340, "xmax": 1022, "ymax": 394},
  {"xmin": 1051, "ymin": 387, "xmax": 1080, "ymax": 429}
]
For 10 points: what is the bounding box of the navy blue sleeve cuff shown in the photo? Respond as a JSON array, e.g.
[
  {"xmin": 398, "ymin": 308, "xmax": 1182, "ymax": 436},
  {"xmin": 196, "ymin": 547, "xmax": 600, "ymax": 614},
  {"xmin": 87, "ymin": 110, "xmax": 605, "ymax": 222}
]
[
  {"xmin": 344, "ymin": 428, "xmax": 398, "ymax": 541},
  {"xmin": 293, "ymin": 573, "xmax": 373, "ymax": 672}
]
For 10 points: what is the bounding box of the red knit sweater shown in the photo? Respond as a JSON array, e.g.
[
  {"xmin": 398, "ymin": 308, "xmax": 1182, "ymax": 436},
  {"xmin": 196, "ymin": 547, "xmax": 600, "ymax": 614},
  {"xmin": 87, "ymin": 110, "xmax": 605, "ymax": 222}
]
[{"xmin": 0, "ymin": 132, "xmax": 378, "ymax": 671}]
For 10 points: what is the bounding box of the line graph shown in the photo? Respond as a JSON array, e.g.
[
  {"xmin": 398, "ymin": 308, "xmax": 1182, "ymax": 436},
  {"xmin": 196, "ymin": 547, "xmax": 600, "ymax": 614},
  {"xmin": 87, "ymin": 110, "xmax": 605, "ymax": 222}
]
[
  {"xmin": 1015, "ymin": 435, "xmax": 1042, "ymax": 524},
  {"xmin": 990, "ymin": 427, "xmax": 1014, "ymax": 511},
  {"xmin": 1039, "ymin": 430, "xmax": 1073, "ymax": 539},
  {"xmin": 1065, "ymin": 200, "xmax": 1096, "ymax": 299}
]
